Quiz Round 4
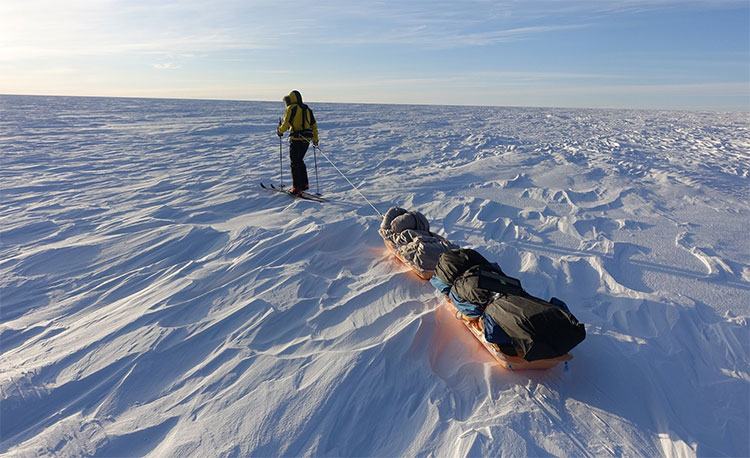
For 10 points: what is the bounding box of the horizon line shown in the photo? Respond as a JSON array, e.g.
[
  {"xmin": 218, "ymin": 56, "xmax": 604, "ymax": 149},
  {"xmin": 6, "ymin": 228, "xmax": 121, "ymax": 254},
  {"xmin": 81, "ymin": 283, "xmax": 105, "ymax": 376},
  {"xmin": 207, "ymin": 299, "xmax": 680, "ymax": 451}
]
[{"xmin": 1, "ymin": 92, "xmax": 747, "ymax": 114}]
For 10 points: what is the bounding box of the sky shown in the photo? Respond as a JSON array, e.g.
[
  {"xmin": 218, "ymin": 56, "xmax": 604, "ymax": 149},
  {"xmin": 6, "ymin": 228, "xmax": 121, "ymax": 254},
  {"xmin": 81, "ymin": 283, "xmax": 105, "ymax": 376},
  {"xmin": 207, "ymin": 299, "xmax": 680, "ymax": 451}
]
[{"xmin": 1, "ymin": 0, "xmax": 748, "ymax": 110}]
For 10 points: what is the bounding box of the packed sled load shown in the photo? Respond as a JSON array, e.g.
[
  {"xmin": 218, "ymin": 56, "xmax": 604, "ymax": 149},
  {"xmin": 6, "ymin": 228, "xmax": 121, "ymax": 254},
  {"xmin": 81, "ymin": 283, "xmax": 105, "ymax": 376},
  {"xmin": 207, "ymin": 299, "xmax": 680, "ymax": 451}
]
[
  {"xmin": 379, "ymin": 207, "xmax": 457, "ymax": 279},
  {"xmin": 380, "ymin": 208, "xmax": 585, "ymax": 370},
  {"xmin": 432, "ymin": 248, "xmax": 586, "ymax": 366}
]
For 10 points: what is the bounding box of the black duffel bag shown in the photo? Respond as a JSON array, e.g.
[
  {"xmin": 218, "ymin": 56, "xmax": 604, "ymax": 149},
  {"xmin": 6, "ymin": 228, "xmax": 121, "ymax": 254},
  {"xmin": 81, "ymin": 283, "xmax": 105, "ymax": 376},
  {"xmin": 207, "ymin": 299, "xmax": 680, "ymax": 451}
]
[
  {"xmin": 434, "ymin": 248, "xmax": 492, "ymax": 286},
  {"xmin": 452, "ymin": 264, "xmax": 524, "ymax": 305},
  {"xmin": 484, "ymin": 294, "xmax": 586, "ymax": 361}
]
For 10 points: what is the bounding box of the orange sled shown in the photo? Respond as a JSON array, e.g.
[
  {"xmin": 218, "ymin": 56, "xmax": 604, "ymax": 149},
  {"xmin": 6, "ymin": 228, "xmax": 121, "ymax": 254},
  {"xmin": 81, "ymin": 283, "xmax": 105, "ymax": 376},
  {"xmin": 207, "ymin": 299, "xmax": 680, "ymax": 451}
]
[
  {"xmin": 383, "ymin": 240, "xmax": 433, "ymax": 280},
  {"xmin": 445, "ymin": 297, "xmax": 572, "ymax": 371},
  {"xmin": 383, "ymin": 238, "xmax": 571, "ymax": 370}
]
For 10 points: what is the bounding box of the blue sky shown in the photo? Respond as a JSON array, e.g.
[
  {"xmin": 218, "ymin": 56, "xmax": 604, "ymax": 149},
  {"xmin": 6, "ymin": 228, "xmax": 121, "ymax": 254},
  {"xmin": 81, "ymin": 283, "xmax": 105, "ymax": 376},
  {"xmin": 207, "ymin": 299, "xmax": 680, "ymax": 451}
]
[{"xmin": 1, "ymin": 0, "xmax": 748, "ymax": 110}]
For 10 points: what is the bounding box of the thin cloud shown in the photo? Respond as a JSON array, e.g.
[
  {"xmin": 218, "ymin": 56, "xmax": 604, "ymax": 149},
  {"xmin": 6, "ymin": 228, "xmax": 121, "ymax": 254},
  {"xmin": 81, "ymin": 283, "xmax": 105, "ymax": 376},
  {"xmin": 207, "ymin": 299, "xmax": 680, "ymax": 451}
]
[
  {"xmin": 329, "ymin": 24, "xmax": 587, "ymax": 48},
  {"xmin": 3, "ymin": 0, "xmax": 744, "ymax": 60},
  {"xmin": 0, "ymin": 1, "xmax": 283, "ymax": 62},
  {"xmin": 438, "ymin": 24, "xmax": 588, "ymax": 47},
  {"xmin": 152, "ymin": 62, "xmax": 181, "ymax": 70},
  {"xmin": 306, "ymin": 0, "xmax": 744, "ymax": 49},
  {"xmin": 322, "ymin": 70, "xmax": 621, "ymax": 89},
  {"xmin": 0, "ymin": 33, "xmax": 274, "ymax": 62}
]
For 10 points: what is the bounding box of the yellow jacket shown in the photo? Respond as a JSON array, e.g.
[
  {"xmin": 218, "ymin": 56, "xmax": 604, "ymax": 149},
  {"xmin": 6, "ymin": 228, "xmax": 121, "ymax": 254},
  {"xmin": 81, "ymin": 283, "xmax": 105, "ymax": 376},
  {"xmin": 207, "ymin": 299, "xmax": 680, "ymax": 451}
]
[{"xmin": 277, "ymin": 90, "xmax": 319, "ymax": 143}]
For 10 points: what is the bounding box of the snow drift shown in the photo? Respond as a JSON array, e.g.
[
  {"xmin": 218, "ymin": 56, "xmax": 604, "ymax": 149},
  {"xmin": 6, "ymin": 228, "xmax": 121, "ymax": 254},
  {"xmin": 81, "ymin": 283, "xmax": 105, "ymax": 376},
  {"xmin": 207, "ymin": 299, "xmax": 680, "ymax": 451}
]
[{"xmin": 1, "ymin": 95, "xmax": 748, "ymax": 457}]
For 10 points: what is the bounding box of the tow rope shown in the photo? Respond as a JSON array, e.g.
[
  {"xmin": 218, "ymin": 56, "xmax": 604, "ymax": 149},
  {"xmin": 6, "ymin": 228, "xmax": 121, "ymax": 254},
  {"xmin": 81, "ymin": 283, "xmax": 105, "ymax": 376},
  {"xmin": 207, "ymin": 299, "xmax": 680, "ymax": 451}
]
[{"xmin": 314, "ymin": 145, "xmax": 383, "ymax": 217}]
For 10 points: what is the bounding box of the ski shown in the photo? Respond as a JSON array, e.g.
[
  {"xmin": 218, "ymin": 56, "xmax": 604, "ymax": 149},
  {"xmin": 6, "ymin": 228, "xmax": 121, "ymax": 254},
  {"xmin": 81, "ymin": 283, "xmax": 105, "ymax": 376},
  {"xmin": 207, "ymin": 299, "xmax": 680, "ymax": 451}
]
[{"xmin": 260, "ymin": 182, "xmax": 327, "ymax": 202}]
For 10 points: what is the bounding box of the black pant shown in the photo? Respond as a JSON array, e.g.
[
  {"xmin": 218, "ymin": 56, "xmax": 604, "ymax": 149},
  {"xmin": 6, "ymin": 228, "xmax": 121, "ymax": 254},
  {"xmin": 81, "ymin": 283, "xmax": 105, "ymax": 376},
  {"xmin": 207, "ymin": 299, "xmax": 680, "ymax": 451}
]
[{"xmin": 289, "ymin": 141, "xmax": 309, "ymax": 190}]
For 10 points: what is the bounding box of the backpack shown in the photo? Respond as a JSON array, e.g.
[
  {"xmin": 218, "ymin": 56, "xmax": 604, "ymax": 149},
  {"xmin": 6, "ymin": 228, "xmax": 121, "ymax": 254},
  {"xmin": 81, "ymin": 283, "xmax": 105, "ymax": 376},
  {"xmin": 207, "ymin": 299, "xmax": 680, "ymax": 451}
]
[{"xmin": 289, "ymin": 104, "xmax": 315, "ymax": 139}]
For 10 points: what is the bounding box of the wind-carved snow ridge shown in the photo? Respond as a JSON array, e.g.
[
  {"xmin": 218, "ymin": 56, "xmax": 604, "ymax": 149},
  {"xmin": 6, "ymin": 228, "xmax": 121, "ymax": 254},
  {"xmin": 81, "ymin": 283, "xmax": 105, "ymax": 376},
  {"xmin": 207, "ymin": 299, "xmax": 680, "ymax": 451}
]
[{"xmin": 1, "ymin": 95, "xmax": 748, "ymax": 457}]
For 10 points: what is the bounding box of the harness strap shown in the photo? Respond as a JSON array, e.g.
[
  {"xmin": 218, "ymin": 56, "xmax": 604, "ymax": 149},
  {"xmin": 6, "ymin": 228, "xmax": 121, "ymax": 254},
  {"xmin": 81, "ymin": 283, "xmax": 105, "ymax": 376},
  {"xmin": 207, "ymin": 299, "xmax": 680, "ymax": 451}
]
[{"xmin": 289, "ymin": 105, "xmax": 298, "ymax": 127}]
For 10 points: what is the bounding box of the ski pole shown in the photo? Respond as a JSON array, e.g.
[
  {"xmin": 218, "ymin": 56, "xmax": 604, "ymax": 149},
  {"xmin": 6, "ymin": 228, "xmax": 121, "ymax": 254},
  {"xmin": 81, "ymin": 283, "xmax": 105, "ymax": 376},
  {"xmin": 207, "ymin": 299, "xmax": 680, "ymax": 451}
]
[
  {"xmin": 313, "ymin": 145, "xmax": 320, "ymax": 195},
  {"xmin": 278, "ymin": 117, "xmax": 283, "ymax": 188}
]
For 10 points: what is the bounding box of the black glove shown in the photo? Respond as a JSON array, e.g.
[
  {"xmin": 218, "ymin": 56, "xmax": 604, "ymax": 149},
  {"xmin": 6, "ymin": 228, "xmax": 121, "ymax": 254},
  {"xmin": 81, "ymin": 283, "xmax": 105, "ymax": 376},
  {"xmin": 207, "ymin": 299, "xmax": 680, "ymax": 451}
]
[
  {"xmin": 313, "ymin": 140, "xmax": 319, "ymax": 147},
  {"xmin": 276, "ymin": 129, "xmax": 283, "ymax": 137}
]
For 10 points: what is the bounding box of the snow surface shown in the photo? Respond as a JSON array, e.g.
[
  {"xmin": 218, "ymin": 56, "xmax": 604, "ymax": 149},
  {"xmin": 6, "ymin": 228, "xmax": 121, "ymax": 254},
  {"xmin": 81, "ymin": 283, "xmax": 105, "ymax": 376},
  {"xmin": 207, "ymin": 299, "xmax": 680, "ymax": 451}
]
[{"xmin": 1, "ymin": 95, "xmax": 748, "ymax": 457}]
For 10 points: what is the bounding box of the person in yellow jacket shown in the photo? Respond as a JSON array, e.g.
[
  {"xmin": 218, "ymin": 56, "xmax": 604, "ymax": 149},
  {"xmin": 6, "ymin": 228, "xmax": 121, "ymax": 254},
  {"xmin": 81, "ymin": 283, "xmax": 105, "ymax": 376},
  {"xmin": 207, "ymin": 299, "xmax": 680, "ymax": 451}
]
[{"xmin": 276, "ymin": 90, "xmax": 319, "ymax": 195}]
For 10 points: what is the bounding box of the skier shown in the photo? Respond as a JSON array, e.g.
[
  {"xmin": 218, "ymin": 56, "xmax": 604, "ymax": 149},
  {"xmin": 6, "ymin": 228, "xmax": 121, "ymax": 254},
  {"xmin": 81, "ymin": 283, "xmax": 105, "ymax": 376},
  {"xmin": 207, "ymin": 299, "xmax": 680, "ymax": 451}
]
[{"xmin": 276, "ymin": 90, "xmax": 319, "ymax": 195}]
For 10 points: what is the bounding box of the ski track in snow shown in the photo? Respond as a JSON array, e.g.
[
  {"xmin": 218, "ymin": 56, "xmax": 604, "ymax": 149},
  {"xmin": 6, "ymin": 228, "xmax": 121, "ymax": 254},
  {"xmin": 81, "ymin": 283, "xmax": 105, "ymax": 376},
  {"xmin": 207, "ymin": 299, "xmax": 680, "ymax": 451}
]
[{"xmin": 1, "ymin": 95, "xmax": 748, "ymax": 457}]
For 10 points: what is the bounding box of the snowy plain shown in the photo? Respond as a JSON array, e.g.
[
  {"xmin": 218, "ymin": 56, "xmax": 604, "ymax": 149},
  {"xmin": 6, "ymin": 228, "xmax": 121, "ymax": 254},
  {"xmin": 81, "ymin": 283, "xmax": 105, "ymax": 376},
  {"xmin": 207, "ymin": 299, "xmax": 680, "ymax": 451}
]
[{"xmin": 0, "ymin": 95, "xmax": 748, "ymax": 457}]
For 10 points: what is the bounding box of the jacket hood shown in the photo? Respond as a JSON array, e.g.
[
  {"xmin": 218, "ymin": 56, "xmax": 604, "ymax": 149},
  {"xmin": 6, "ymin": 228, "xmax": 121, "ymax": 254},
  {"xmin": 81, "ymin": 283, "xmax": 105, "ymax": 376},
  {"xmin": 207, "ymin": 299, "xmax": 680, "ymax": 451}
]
[{"xmin": 287, "ymin": 90, "xmax": 302, "ymax": 105}]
